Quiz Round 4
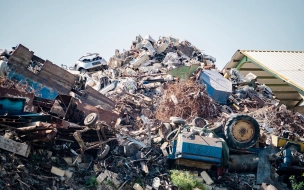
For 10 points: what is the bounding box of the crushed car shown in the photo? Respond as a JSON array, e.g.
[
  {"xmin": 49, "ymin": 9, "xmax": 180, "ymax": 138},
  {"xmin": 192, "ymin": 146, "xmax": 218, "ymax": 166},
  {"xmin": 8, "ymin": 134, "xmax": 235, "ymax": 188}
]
[{"xmin": 70, "ymin": 53, "xmax": 108, "ymax": 73}]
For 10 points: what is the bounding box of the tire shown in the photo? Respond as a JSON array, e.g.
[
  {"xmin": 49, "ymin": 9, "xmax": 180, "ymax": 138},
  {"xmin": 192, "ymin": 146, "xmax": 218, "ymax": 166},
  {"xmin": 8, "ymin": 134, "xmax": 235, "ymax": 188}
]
[
  {"xmin": 97, "ymin": 144, "xmax": 110, "ymax": 159},
  {"xmin": 84, "ymin": 113, "xmax": 98, "ymax": 126},
  {"xmin": 224, "ymin": 114, "xmax": 260, "ymax": 149},
  {"xmin": 191, "ymin": 117, "xmax": 207, "ymax": 128},
  {"xmin": 166, "ymin": 128, "xmax": 179, "ymax": 141}
]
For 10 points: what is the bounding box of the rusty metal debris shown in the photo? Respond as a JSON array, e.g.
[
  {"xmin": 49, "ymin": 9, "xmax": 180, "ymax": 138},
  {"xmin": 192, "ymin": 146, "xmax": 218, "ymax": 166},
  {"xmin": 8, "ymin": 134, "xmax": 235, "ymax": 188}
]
[
  {"xmin": 155, "ymin": 80, "xmax": 219, "ymax": 122},
  {"xmin": 0, "ymin": 36, "xmax": 303, "ymax": 190}
]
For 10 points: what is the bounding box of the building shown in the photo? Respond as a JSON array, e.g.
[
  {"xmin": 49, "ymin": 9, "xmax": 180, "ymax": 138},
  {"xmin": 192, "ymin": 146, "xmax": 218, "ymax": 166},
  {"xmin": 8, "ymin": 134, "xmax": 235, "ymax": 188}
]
[{"xmin": 223, "ymin": 50, "xmax": 304, "ymax": 113}]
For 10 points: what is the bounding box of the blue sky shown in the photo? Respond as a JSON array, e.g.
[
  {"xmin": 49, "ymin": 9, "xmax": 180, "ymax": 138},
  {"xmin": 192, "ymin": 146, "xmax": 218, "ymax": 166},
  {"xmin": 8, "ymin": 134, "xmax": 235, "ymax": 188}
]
[{"xmin": 1, "ymin": 0, "xmax": 303, "ymax": 69}]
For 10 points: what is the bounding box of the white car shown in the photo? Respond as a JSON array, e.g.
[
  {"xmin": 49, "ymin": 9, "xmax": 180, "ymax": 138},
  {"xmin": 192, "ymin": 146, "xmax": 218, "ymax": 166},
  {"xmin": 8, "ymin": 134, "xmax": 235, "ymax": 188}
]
[{"xmin": 71, "ymin": 53, "xmax": 107, "ymax": 73}]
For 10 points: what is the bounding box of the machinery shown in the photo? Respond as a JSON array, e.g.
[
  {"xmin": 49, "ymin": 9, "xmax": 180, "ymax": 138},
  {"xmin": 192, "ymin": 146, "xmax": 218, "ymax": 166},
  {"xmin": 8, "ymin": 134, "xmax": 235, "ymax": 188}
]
[
  {"xmin": 169, "ymin": 130, "xmax": 225, "ymax": 169},
  {"xmin": 166, "ymin": 117, "xmax": 229, "ymax": 169},
  {"xmin": 166, "ymin": 114, "xmax": 260, "ymax": 169}
]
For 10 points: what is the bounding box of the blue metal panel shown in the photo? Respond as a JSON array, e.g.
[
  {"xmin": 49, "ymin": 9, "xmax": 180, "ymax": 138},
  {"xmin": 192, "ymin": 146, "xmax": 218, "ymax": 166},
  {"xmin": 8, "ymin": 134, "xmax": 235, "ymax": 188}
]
[
  {"xmin": 171, "ymin": 134, "xmax": 223, "ymax": 165},
  {"xmin": 199, "ymin": 70, "xmax": 232, "ymax": 104},
  {"xmin": 8, "ymin": 72, "xmax": 58, "ymax": 100},
  {"xmin": 281, "ymin": 149, "xmax": 292, "ymax": 168},
  {"xmin": 181, "ymin": 142, "xmax": 222, "ymax": 161},
  {"xmin": 0, "ymin": 111, "xmax": 41, "ymax": 116},
  {"xmin": 0, "ymin": 98, "xmax": 25, "ymax": 112}
]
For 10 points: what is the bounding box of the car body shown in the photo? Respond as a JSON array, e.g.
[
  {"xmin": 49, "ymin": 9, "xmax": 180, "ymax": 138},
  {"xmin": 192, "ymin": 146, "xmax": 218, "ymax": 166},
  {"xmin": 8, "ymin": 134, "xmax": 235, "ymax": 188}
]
[{"xmin": 71, "ymin": 53, "xmax": 107, "ymax": 73}]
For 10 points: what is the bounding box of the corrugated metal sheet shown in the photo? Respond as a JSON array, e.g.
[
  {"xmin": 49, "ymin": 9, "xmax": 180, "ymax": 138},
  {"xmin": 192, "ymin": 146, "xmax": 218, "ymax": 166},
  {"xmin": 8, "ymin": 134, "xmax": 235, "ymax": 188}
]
[
  {"xmin": 224, "ymin": 50, "xmax": 243, "ymax": 69},
  {"xmin": 241, "ymin": 50, "xmax": 304, "ymax": 92},
  {"xmin": 223, "ymin": 50, "xmax": 304, "ymax": 108}
]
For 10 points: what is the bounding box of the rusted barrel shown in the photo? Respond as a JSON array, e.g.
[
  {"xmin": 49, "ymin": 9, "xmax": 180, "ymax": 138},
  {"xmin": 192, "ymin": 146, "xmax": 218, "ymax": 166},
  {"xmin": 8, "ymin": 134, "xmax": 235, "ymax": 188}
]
[{"xmin": 228, "ymin": 154, "xmax": 259, "ymax": 172}]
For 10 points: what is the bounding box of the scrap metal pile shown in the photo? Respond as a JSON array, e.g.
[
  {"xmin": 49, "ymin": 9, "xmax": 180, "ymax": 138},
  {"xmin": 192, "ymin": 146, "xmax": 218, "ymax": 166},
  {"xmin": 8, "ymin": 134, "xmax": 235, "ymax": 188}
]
[
  {"xmin": 0, "ymin": 35, "xmax": 304, "ymax": 190},
  {"xmin": 251, "ymin": 105, "xmax": 304, "ymax": 139}
]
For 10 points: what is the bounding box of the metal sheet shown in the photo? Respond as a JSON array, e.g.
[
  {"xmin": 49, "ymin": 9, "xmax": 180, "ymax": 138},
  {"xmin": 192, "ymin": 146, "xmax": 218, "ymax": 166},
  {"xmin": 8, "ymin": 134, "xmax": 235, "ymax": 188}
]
[
  {"xmin": 39, "ymin": 60, "xmax": 77, "ymax": 94},
  {"xmin": 8, "ymin": 44, "xmax": 115, "ymax": 111},
  {"xmin": 199, "ymin": 70, "xmax": 232, "ymax": 104},
  {"xmin": 175, "ymin": 134, "xmax": 222, "ymax": 164},
  {"xmin": 176, "ymin": 41, "xmax": 195, "ymax": 57},
  {"xmin": 33, "ymin": 97, "xmax": 54, "ymax": 109},
  {"xmin": 50, "ymin": 95, "xmax": 84, "ymax": 124},
  {"xmin": 80, "ymin": 85, "xmax": 115, "ymax": 111},
  {"xmin": 0, "ymin": 87, "xmax": 35, "ymax": 112},
  {"xmin": 8, "ymin": 44, "xmax": 33, "ymax": 67},
  {"xmin": 32, "ymin": 55, "xmax": 45, "ymax": 63},
  {"xmin": 7, "ymin": 71, "xmax": 59, "ymax": 99},
  {"xmin": 242, "ymin": 50, "xmax": 304, "ymax": 92},
  {"xmin": 223, "ymin": 50, "xmax": 304, "ymax": 107},
  {"xmin": 167, "ymin": 65, "xmax": 200, "ymax": 79},
  {"xmin": 8, "ymin": 45, "xmax": 76, "ymax": 98},
  {"xmin": 0, "ymin": 98, "xmax": 25, "ymax": 112},
  {"xmin": 50, "ymin": 95, "xmax": 73, "ymax": 118},
  {"xmin": 75, "ymin": 100, "xmax": 118, "ymax": 126}
]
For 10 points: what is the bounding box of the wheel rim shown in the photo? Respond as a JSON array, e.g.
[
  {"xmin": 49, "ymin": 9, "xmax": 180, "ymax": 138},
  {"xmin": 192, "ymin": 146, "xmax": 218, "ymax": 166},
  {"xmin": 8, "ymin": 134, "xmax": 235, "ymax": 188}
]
[
  {"xmin": 231, "ymin": 120, "xmax": 255, "ymax": 143},
  {"xmin": 194, "ymin": 118, "xmax": 206, "ymax": 128},
  {"xmin": 86, "ymin": 114, "xmax": 95, "ymax": 123}
]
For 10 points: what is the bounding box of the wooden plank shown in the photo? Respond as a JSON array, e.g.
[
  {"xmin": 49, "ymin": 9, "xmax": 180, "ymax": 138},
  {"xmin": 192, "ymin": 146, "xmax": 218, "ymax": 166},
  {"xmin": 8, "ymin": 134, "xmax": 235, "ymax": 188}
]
[{"xmin": 0, "ymin": 136, "xmax": 30, "ymax": 157}]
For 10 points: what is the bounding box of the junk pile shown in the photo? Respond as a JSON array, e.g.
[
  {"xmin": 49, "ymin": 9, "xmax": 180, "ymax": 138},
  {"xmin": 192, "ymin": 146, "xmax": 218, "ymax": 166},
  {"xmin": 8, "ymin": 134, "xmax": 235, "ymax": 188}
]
[{"xmin": 0, "ymin": 36, "xmax": 304, "ymax": 190}]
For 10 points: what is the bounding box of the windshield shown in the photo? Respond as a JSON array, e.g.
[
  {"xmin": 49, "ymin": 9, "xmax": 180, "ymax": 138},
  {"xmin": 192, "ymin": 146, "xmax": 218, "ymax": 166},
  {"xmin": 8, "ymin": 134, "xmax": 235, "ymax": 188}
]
[{"xmin": 78, "ymin": 53, "xmax": 101, "ymax": 61}]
